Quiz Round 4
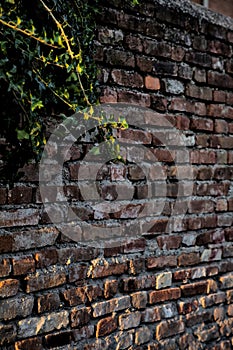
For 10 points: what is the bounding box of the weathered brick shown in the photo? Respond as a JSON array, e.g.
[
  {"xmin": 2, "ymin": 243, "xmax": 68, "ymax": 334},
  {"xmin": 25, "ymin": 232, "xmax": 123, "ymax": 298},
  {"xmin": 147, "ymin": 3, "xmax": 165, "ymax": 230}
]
[
  {"xmin": 0, "ymin": 323, "xmax": 16, "ymax": 346},
  {"xmin": 6, "ymin": 227, "xmax": 59, "ymax": 252},
  {"xmin": 96, "ymin": 316, "xmax": 117, "ymax": 337},
  {"xmin": 0, "ymin": 295, "xmax": 34, "ymax": 320},
  {"xmin": 44, "ymin": 331, "xmax": 73, "ymax": 348},
  {"xmin": 37, "ymin": 292, "xmax": 61, "ymax": 313},
  {"xmin": 220, "ymin": 273, "xmax": 233, "ymax": 289},
  {"xmin": 195, "ymin": 324, "xmax": 219, "ymax": 343},
  {"xmin": 17, "ymin": 311, "xmax": 69, "ymax": 338},
  {"xmin": 156, "ymin": 272, "xmax": 172, "ymax": 289},
  {"xmin": 106, "ymin": 49, "xmax": 135, "ymax": 67},
  {"xmin": 70, "ymin": 306, "xmax": 91, "ymax": 328},
  {"xmin": 119, "ymin": 311, "xmax": 141, "ymax": 330},
  {"xmin": 200, "ymin": 292, "xmax": 226, "ymax": 308},
  {"xmin": 135, "ymin": 326, "xmax": 151, "ymax": 345},
  {"xmin": 25, "ymin": 268, "xmax": 66, "ymax": 292},
  {"xmin": 208, "ymin": 71, "xmax": 233, "ymax": 89},
  {"xmin": 178, "ymin": 252, "xmax": 200, "ymax": 266},
  {"xmin": 92, "ymin": 296, "xmax": 131, "ymax": 317},
  {"xmin": 186, "ymin": 310, "xmax": 213, "ymax": 327},
  {"xmin": 0, "ymin": 279, "xmax": 19, "ymax": 298},
  {"xmin": 0, "ymin": 208, "xmax": 39, "ymax": 227},
  {"xmin": 156, "ymin": 320, "xmax": 185, "ymax": 340},
  {"xmin": 12, "ymin": 255, "xmax": 35, "ymax": 276},
  {"xmin": 186, "ymin": 84, "xmax": 212, "ymax": 101},
  {"xmin": 0, "ymin": 258, "xmax": 11, "ymax": 277},
  {"xmin": 0, "ymin": 188, "xmax": 7, "ymax": 205},
  {"xmin": 131, "ymin": 291, "xmax": 147, "ymax": 309},
  {"xmin": 147, "ymin": 256, "xmax": 177, "ymax": 270},
  {"xmin": 14, "ymin": 337, "xmax": 43, "ymax": 350},
  {"xmin": 68, "ymin": 263, "xmax": 88, "ymax": 283},
  {"xmin": 111, "ymin": 69, "xmax": 143, "ymax": 88},
  {"xmin": 188, "ymin": 200, "xmax": 214, "ymax": 214},
  {"xmin": 178, "ymin": 299, "xmax": 198, "ymax": 315},
  {"xmin": 8, "ymin": 186, "xmax": 33, "ymax": 204},
  {"xmin": 35, "ymin": 248, "xmax": 58, "ymax": 268},
  {"xmin": 156, "ymin": 235, "xmax": 182, "ymax": 250},
  {"xmin": 104, "ymin": 279, "xmax": 118, "ymax": 299}
]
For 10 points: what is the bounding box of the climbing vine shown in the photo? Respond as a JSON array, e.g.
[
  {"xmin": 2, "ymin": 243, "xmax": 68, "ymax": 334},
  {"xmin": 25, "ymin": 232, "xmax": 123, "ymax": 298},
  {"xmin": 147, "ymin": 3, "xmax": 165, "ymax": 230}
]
[{"xmin": 0, "ymin": 0, "xmax": 139, "ymax": 181}]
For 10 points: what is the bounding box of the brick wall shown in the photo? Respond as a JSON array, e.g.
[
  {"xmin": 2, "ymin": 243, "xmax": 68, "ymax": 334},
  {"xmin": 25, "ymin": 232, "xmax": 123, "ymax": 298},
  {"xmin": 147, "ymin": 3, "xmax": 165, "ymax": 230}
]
[
  {"xmin": 192, "ymin": 0, "xmax": 233, "ymax": 19},
  {"xmin": 1, "ymin": 0, "xmax": 233, "ymax": 349}
]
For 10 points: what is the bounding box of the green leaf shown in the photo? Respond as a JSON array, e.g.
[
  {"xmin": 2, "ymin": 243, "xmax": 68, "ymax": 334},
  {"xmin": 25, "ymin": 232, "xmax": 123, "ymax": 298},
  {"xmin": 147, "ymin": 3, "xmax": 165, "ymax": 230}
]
[{"xmin": 16, "ymin": 129, "xmax": 30, "ymax": 140}]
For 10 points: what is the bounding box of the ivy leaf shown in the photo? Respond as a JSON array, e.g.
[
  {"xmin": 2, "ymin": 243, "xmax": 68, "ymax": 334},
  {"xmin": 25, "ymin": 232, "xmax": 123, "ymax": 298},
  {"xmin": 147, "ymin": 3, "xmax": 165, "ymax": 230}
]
[{"xmin": 16, "ymin": 129, "xmax": 30, "ymax": 140}]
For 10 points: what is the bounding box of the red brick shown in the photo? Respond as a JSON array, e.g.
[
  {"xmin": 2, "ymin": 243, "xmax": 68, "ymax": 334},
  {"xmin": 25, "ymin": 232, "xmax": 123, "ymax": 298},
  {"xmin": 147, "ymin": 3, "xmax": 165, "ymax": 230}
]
[
  {"xmin": 118, "ymin": 128, "xmax": 152, "ymax": 144},
  {"xmin": 0, "ymin": 279, "xmax": 19, "ymax": 298},
  {"xmin": 25, "ymin": 268, "xmax": 66, "ymax": 292},
  {"xmin": 169, "ymin": 98, "xmax": 194, "ymax": 113},
  {"xmin": 118, "ymin": 89, "xmax": 151, "ymax": 107},
  {"xmin": 156, "ymin": 235, "xmax": 182, "ymax": 250},
  {"xmin": 215, "ymin": 120, "xmax": 229, "ymax": 134},
  {"xmin": 145, "ymin": 75, "xmax": 160, "ymax": 90},
  {"xmin": 37, "ymin": 292, "xmax": 61, "ymax": 313},
  {"xmin": 0, "ymin": 323, "xmax": 16, "ymax": 346},
  {"xmin": 70, "ymin": 306, "xmax": 91, "ymax": 328},
  {"xmin": 104, "ymin": 280, "xmax": 118, "ymax": 299},
  {"xmin": 208, "ymin": 71, "xmax": 233, "ymax": 89},
  {"xmin": 149, "ymin": 288, "xmax": 181, "ymax": 304},
  {"xmin": 196, "ymin": 229, "xmax": 225, "ymax": 245},
  {"xmin": 12, "ymin": 256, "xmax": 35, "ymax": 276},
  {"xmin": 0, "ymin": 188, "xmax": 7, "ymax": 205},
  {"xmin": 190, "ymin": 118, "xmax": 213, "ymax": 131},
  {"xmin": 180, "ymin": 281, "xmax": 208, "ymax": 296},
  {"xmin": 213, "ymin": 90, "xmax": 226, "ymax": 103},
  {"xmin": 14, "ymin": 337, "xmax": 43, "ymax": 350},
  {"xmin": 106, "ymin": 49, "xmax": 135, "ymax": 67},
  {"xmin": 178, "ymin": 252, "xmax": 200, "ymax": 266},
  {"xmin": 208, "ymin": 40, "xmax": 231, "ymax": 56},
  {"xmin": 8, "ymin": 187, "xmax": 33, "ymax": 204},
  {"xmin": 96, "ymin": 316, "xmax": 117, "ymax": 337},
  {"xmin": 136, "ymin": 55, "xmax": 155, "ymax": 72},
  {"xmin": 186, "ymin": 84, "xmax": 212, "ymax": 101},
  {"xmin": 44, "ymin": 331, "xmax": 73, "ymax": 348},
  {"xmin": 188, "ymin": 200, "xmax": 214, "ymax": 214},
  {"xmin": 0, "ymin": 259, "xmax": 11, "ymax": 277},
  {"xmin": 176, "ymin": 115, "xmax": 190, "ymax": 130},
  {"xmin": 100, "ymin": 86, "xmax": 117, "ymax": 103},
  {"xmin": 171, "ymin": 46, "xmax": 185, "ymax": 61},
  {"xmin": 85, "ymin": 284, "xmax": 103, "ymax": 302},
  {"xmin": 35, "ymin": 248, "xmax": 58, "ymax": 268},
  {"xmin": 178, "ymin": 299, "xmax": 198, "ymax": 315},
  {"xmin": 89, "ymin": 262, "xmax": 127, "ymax": 279},
  {"xmin": 147, "ymin": 256, "xmax": 177, "ymax": 270}
]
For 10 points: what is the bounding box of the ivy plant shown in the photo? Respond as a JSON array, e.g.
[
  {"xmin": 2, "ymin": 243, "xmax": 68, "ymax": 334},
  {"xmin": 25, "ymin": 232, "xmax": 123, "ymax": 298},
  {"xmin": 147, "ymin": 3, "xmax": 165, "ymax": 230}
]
[{"xmin": 0, "ymin": 0, "xmax": 137, "ymax": 182}]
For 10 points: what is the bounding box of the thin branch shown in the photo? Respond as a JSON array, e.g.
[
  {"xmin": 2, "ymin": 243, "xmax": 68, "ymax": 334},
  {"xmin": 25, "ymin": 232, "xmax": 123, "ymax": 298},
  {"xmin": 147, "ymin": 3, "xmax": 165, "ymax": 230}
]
[
  {"xmin": 39, "ymin": 0, "xmax": 91, "ymax": 106},
  {"xmin": 0, "ymin": 18, "xmax": 60, "ymax": 49},
  {"xmin": 33, "ymin": 68, "xmax": 76, "ymax": 111}
]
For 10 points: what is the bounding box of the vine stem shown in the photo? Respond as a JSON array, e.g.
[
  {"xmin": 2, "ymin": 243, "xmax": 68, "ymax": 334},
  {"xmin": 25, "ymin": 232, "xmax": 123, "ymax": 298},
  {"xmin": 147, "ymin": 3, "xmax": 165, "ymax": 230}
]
[
  {"xmin": 33, "ymin": 68, "xmax": 76, "ymax": 111},
  {"xmin": 0, "ymin": 18, "xmax": 59, "ymax": 49},
  {"xmin": 39, "ymin": 0, "xmax": 91, "ymax": 106}
]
